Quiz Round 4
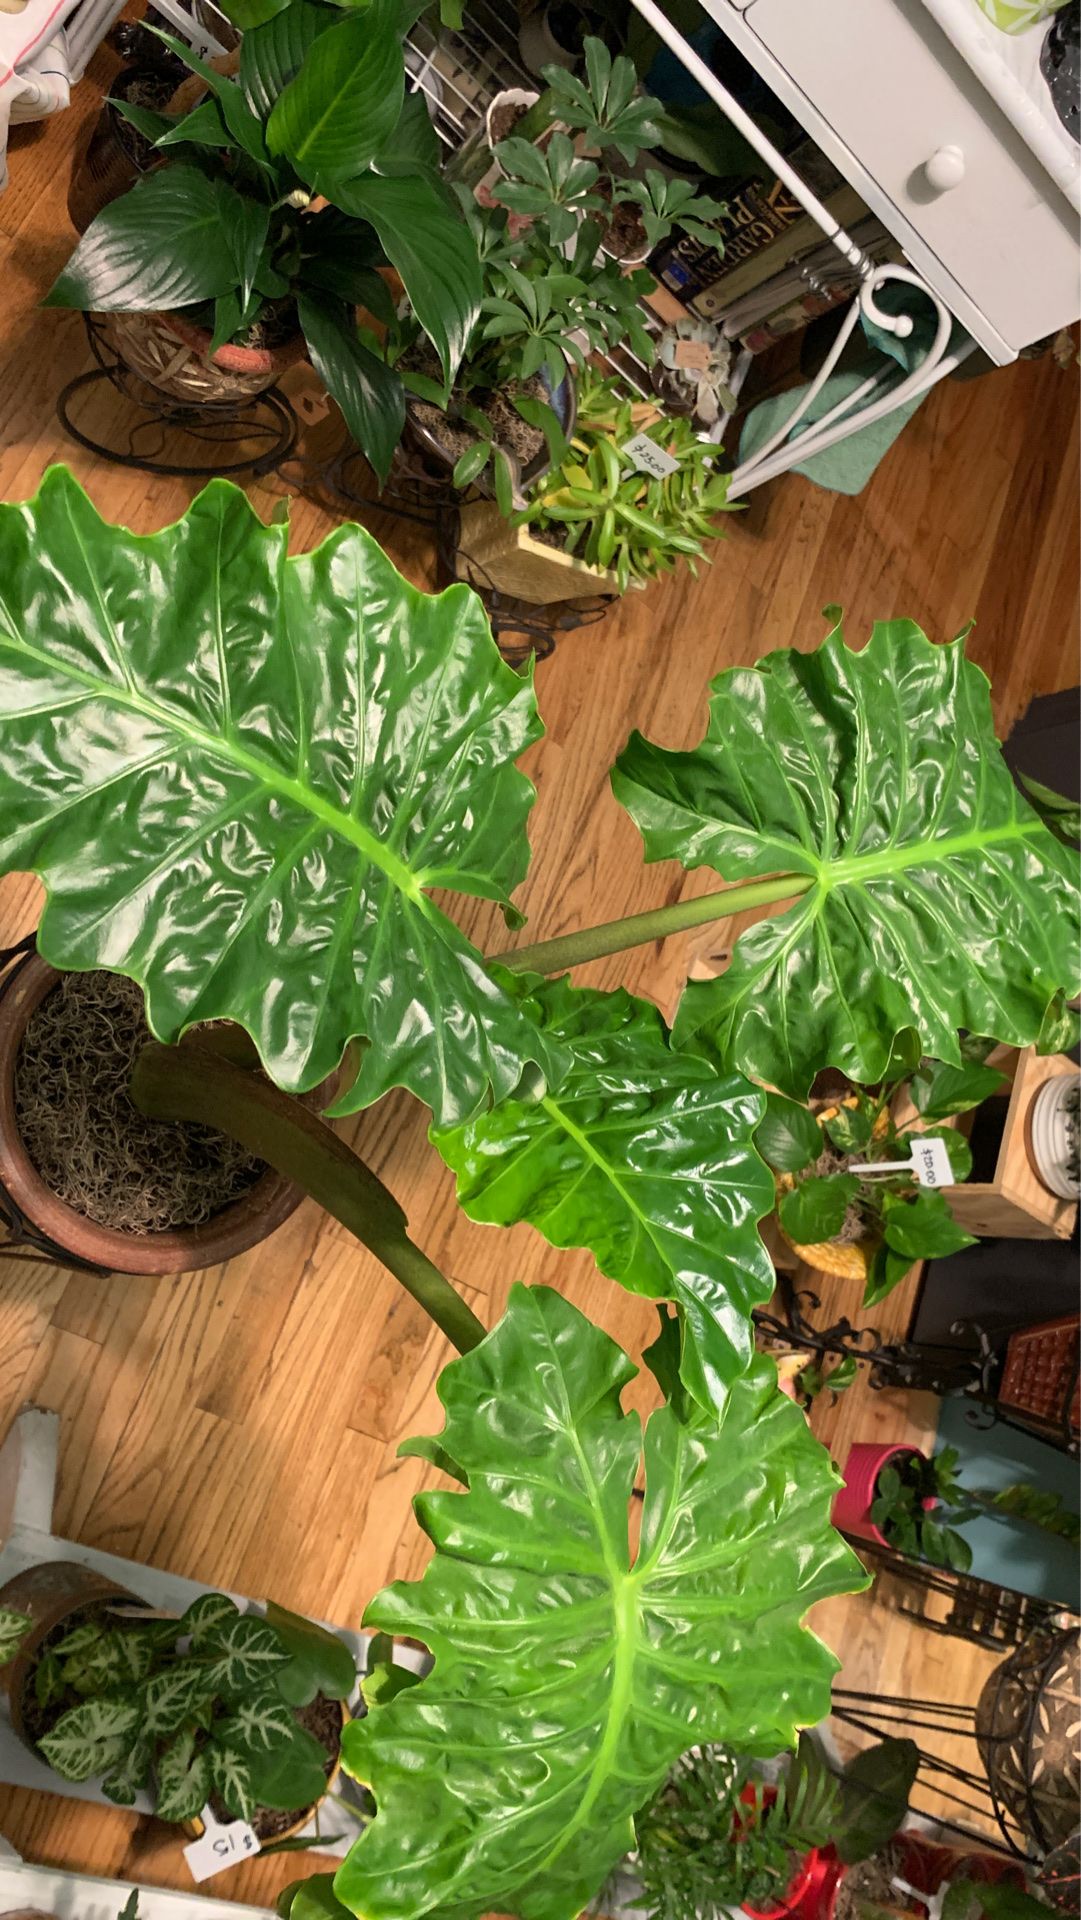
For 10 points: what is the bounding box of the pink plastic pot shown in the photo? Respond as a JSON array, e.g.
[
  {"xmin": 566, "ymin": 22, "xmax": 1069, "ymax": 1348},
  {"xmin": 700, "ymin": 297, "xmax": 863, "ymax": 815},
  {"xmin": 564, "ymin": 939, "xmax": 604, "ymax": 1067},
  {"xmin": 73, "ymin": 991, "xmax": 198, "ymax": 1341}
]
[{"xmin": 831, "ymin": 1443, "xmax": 928, "ymax": 1545}]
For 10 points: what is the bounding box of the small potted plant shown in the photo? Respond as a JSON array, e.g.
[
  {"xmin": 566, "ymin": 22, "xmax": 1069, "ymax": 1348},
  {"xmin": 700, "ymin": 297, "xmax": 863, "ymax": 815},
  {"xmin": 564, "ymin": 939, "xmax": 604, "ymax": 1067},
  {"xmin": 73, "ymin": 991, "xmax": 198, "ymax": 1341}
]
[
  {"xmin": 0, "ymin": 950, "xmax": 343, "ymax": 1274},
  {"xmin": 0, "ymin": 1576, "xmax": 353, "ymax": 1838},
  {"xmin": 45, "ymin": 0, "xmax": 483, "ymax": 484},
  {"xmin": 456, "ymin": 372, "xmax": 737, "ymax": 603},
  {"xmin": 1028, "ymin": 1069, "xmax": 1081, "ymax": 1199},
  {"xmin": 398, "ymin": 40, "xmax": 725, "ymax": 504},
  {"xmin": 755, "ymin": 1045, "xmax": 1009, "ymax": 1301},
  {"xmin": 630, "ymin": 1732, "xmax": 918, "ymax": 1920},
  {"xmin": 833, "ymin": 1442, "xmax": 1080, "ymax": 1572}
]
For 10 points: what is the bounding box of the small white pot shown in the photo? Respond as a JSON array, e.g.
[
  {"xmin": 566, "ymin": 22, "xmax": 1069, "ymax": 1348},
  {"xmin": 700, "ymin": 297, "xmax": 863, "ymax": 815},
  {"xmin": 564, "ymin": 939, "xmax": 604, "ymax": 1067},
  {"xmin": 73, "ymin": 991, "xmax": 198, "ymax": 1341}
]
[
  {"xmin": 517, "ymin": 4, "xmax": 577, "ymax": 73},
  {"xmin": 1028, "ymin": 1072, "xmax": 1081, "ymax": 1199},
  {"xmin": 485, "ymin": 87, "xmax": 541, "ymax": 175}
]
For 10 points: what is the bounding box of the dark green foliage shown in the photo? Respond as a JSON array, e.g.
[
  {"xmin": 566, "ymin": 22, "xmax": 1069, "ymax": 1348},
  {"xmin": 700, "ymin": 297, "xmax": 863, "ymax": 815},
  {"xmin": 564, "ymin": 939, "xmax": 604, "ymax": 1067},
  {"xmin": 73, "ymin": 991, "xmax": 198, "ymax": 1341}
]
[
  {"xmin": 868, "ymin": 1446, "xmax": 1081, "ymax": 1573},
  {"xmin": 43, "ymin": 0, "xmax": 481, "ymax": 482},
  {"xmin": 34, "ymin": 1591, "xmax": 353, "ymax": 1824}
]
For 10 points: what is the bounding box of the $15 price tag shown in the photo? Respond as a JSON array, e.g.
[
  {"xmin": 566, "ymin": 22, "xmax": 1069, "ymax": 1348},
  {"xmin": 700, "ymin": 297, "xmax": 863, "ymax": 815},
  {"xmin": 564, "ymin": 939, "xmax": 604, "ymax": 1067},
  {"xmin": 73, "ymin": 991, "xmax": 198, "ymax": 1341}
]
[{"xmin": 184, "ymin": 1808, "xmax": 261, "ymax": 1883}]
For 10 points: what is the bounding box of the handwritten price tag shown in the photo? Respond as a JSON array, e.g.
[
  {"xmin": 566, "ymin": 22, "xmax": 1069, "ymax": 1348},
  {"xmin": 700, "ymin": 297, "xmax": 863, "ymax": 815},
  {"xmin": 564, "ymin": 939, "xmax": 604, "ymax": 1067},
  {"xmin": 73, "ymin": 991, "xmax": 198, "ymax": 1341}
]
[
  {"xmin": 673, "ymin": 338, "xmax": 711, "ymax": 371},
  {"xmin": 184, "ymin": 1809, "xmax": 260, "ymax": 1883},
  {"xmin": 908, "ymin": 1135, "xmax": 953, "ymax": 1188},
  {"xmin": 851, "ymin": 1135, "xmax": 954, "ymax": 1189},
  {"xmin": 620, "ymin": 432, "xmax": 679, "ymax": 480}
]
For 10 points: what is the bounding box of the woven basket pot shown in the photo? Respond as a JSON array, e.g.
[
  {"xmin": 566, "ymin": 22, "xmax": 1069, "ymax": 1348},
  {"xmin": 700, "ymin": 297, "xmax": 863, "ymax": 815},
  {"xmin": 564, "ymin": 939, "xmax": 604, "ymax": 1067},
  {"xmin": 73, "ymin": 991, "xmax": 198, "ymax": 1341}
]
[{"xmin": 97, "ymin": 309, "xmax": 305, "ymax": 404}]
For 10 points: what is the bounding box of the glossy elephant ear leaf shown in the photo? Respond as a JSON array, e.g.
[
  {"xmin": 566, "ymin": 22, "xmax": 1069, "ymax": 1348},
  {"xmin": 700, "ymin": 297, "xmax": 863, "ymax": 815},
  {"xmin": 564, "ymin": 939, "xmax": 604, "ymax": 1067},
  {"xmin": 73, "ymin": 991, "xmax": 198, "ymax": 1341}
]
[
  {"xmin": 0, "ymin": 466, "xmax": 559, "ymax": 1127},
  {"xmin": 612, "ymin": 616, "xmax": 1081, "ymax": 1099},
  {"xmin": 432, "ymin": 974, "xmax": 775, "ymax": 1412},
  {"xmin": 334, "ymin": 1286, "xmax": 865, "ymax": 1920}
]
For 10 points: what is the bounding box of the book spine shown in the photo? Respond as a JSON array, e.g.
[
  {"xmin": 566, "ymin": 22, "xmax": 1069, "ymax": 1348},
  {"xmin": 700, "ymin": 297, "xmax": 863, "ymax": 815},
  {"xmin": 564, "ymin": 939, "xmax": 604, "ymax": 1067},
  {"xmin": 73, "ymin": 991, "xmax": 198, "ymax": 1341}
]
[
  {"xmin": 739, "ymin": 283, "xmax": 851, "ymax": 354},
  {"xmin": 651, "ymin": 174, "xmax": 803, "ymax": 302}
]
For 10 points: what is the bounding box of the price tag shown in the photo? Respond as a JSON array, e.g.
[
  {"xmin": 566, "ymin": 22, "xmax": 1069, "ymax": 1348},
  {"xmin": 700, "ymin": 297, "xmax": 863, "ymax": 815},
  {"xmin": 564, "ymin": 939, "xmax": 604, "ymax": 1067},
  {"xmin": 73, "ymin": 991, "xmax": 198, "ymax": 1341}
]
[
  {"xmin": 620, "ymin": 432, "xmax": 679, "ymax": 480},
  {"xmin": 184, "ymin": 1809, "xmax": 260, "ymax": 1883},
  {"xmin": 850, "ymin": 1135, "xmax": 954, "ymax": 1189},
  {"xmin": 908, "ymin": 1135, "xmax": 953, "ymax": 1189},
  {"xmin": 673, "ymin": 338, "xmax": 711, "ymax": 371}
]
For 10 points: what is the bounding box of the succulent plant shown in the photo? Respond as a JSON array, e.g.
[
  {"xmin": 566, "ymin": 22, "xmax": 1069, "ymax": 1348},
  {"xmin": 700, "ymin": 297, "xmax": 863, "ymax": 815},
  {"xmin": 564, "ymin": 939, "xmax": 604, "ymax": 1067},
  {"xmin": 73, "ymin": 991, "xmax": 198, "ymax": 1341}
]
[{"xmin": 516, "ymin": 374, "xmax": 738, "ymax": 591}]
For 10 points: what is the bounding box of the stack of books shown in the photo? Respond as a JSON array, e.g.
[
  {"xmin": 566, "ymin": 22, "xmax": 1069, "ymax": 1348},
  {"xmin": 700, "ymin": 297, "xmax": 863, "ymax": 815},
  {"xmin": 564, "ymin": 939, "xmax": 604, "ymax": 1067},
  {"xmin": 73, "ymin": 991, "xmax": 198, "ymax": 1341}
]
[{"xmin": 649, "ymin": 134, "xmax": 898, "ymax": 350}]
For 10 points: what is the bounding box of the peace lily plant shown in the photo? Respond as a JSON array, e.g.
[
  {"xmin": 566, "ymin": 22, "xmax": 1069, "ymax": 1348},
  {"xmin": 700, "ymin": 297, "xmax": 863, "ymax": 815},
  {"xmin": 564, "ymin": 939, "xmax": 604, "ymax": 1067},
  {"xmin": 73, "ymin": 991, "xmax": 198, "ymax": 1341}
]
[
  {"xmin": 44, "ymin": 0, "xmax": 483, "ymax": 482},
  {"xmin": 0, "ymin": 469, "xmax": 1079, "ymax": 1920}
]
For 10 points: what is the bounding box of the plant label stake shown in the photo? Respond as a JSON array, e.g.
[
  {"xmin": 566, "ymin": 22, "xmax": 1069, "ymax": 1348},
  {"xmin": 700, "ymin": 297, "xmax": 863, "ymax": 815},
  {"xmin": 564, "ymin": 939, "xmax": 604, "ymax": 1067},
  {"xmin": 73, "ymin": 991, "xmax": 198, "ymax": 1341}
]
[
  {"xmin": 850, "ymin": 1136, "xmax": 954, "ymax": 1188},
  {"xmin": 184, "ymin": 1808, "xmax": 260, "ymax": 1883},
  {"xmin": 621, "ymin": 433, "xmax": 680, "ymax": 479}
]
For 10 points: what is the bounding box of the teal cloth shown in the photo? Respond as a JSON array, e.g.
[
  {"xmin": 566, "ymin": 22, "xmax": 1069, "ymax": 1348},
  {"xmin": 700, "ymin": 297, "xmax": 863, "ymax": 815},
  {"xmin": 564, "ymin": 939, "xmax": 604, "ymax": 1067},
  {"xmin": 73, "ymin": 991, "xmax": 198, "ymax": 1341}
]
[{"xmin": 739, "ymin": 282, "xmax": 972, "ymax": 495}]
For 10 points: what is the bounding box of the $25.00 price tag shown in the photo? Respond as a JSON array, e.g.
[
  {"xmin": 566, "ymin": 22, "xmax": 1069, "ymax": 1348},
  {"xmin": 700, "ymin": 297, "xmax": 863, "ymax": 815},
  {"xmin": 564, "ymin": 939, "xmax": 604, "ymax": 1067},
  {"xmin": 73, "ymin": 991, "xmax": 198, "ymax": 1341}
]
[
  {"xmin": 184, "ymin": 1808, "xmax": 261, "ymax": 1883},
  {"xmin": 620, "ymin": 432, "xmax": 680, "ymax": 480}
]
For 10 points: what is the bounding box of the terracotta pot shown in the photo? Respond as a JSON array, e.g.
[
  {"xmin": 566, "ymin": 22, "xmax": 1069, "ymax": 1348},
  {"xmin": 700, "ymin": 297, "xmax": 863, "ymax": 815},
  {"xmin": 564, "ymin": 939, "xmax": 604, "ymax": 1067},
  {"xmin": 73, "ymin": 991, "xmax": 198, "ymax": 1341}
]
[
  {"xmin": 0, "ymin": 954, "xmax": 310, "ymax": 1276},
  {"xmin": 0, "ymin": 1560, "xmax": 144, "ymax": 1742},
  {"xmin": 99, "ymin": 309, "xmax": 305, "ymax": 405},
  {"xmin": 738, "ymin": 1784, "xmax": 830, "ymax": 1920},
  {"xmin": 831, "ymin": 1443, "xmax": 927, "ymax": 1545}
]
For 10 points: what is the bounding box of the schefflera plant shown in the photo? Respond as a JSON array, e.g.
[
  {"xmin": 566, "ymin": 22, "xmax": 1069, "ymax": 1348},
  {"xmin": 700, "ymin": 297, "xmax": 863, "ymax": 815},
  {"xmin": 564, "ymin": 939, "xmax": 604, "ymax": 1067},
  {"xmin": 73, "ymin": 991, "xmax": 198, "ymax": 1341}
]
[{"xmin": 0, "ymin": 469, "xmax": 1079, "ymax": 1919}]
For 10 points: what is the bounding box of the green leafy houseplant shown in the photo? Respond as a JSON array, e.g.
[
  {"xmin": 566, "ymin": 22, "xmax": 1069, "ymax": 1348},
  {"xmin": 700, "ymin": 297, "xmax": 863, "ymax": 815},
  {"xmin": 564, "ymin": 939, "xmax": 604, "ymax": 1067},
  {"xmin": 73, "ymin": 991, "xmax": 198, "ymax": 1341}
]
[
  {"xmin": 0, "ymin": 469, "xmax": 1079, "ymax": 1918},
  {"xmin": 397, "ymin": 38, "xmax": 725, "ymax": 504},
  {"xmin": 756, "ymin": 1044, "xmax": 1013, "ymax": 1308},
  {"xmin": 43, "ymin": 0, "xmax": 483, "ymax": 483},
  {"xmin": 869, "ymin": 1446, "xmax": 1081, "ymax": 1573},
  {"xmin": 19, "ymin": 1592, "xmax": 354, "ymax": 1823},
  {"xmin": 513, "ymin": 372, "xmax": 737, "ymax": 592},
  {"xmin": 633, "ymin": 1732, "xmax": 919, "ymax": 1920}
]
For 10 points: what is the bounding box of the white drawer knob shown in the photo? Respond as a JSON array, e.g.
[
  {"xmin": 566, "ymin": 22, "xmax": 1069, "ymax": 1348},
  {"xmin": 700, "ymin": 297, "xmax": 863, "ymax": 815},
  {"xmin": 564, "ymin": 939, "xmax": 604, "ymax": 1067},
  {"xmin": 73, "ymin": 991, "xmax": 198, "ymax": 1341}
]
[{"xmin": 924, "ymin": 145, "xmax": 965, "ymax": 192}]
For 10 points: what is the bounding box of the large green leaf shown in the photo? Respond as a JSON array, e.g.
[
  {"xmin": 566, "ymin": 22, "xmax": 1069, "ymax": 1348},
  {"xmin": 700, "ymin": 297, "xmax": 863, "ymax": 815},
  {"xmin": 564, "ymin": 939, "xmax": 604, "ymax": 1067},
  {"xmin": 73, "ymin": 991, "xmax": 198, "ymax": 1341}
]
[
  {"xmin": 38, "ymin": 1696, "xmax": 141, "ymax": 1782},
  {"xmin": 434, "ymin": 976, "xmax": 775, "ymax": 1409},
  {"xmin": 335, "ymin": 169, "xmax": 482, "ymax": 384},
  {"xmin": 150, "ymin": 28, "xmax": 276, "ymax": 171},
  {"xmin": 0, "ymin": 1606, "xmax": 30, "ymax": 1664},
  {"xmin": 334, "ymin": 1286, "xmax": 863, "ymax": 1920},
  {"xmin": 266, "ymin": 6, "xmax": 405, "ymax": 192},
  {"xmin": 43, "ymin": 167, "xmax": 254, "ymax": 313},
  {"xmin": 298, "ymin": 292, "xmax": 405, "ymax": 486},
  {"xmin": 611, "ymin": 617, "xmax": 1081, "ymax": 1098},
  {"xmin": 0, "ymin": 469, "xmax": 560, "ymax": 1128},
  {"xmin": 240, "ymin": 0, "xmax": 336, "ymax": 120},
  {"xmin": 265, "ymin": 1600, "xmax": 356, "ymax": 1706}
]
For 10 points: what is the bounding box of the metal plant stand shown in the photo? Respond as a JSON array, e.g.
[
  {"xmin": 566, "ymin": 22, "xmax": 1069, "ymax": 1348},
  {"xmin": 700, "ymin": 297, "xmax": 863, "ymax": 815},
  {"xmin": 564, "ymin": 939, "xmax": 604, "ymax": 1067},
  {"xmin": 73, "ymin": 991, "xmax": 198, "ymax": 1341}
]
[
  {"xmin": 832, "ymin": 1626, "xmax": 1081, "ymax": 1861},
  {"xmin": 56, "ymin": 316, "xmax": 299, "ymax": 479},
  {"xmin": 839, "ymin": 1535, "xmax": 1073, "ymax": 1654}
]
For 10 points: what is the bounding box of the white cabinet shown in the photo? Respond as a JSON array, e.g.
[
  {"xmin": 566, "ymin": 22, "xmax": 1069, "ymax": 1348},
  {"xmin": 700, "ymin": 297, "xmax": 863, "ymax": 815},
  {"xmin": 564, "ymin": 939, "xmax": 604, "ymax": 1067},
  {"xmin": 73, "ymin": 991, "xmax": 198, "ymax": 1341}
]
[{"xmin": 692, "ymin": 0, "xmax": 1080, "ymax": 359}]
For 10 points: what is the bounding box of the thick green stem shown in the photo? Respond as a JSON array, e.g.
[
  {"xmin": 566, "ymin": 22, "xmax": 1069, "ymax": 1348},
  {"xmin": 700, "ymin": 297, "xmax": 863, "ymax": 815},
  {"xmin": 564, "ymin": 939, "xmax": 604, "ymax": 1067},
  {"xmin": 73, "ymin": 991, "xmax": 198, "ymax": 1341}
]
[
  {"xmin": 495, "ymin": 873, "xmax": 813, "ymax": 976},
  {"xmin": 130, "ymin": 1041, "xmax": 486, "ymax": 1358}
]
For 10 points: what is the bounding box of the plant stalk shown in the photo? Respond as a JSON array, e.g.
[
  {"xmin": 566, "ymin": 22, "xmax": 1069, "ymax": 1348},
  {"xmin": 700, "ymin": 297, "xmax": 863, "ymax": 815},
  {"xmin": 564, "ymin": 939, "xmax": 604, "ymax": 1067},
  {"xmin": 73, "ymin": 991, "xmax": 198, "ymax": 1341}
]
[
  {"xmin": 130, "ymin": 1041, "xmax": 487, "ymax": 1357},
  {"xmin": 495, "ymin": 873, "xmax": 812, "ymax": 976}
]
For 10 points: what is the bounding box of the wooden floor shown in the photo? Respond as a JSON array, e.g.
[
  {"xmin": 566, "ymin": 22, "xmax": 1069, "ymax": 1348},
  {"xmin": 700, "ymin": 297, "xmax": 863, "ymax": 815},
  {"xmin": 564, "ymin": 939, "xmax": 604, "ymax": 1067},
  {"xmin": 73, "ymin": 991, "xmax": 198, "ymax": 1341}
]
[{"xmin": 0, "ymin": 33, "xmax": 1078, "ymax": 1907}]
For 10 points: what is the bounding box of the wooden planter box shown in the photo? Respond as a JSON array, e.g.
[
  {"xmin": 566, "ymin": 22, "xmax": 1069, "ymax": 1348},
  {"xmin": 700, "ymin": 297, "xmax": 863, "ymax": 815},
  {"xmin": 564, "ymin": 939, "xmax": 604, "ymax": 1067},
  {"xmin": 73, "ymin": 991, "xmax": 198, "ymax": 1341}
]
[
  {"xmin": 455, "ymin": 501, "xmax": 622, "ymax": 607},
  {"xmin": 893, "ymin": 1044, "xmax": 1078, "ymax": 1241}
]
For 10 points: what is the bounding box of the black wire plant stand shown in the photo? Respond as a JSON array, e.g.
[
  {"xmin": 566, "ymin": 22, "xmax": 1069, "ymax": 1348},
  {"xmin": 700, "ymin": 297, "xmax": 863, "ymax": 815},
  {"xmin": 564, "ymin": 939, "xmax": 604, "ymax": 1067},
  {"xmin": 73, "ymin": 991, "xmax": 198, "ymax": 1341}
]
[
  {"xmin": 832, "ymin": 1626, "xmax": 1081, "ymax": 1861},
  {"xmin": 56, "ymin": 316, "xmax": 300, "ymax": 480}
]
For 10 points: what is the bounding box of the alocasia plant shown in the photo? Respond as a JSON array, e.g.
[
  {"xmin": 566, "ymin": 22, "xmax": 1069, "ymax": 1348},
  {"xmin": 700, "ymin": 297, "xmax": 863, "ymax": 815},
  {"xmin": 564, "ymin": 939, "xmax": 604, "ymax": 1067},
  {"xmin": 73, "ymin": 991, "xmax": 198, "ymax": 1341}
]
[
  {"xmin": 0, "ymin": 470, "xmax": 1078, "ymax": 1412},
  {"xmin": 43, "ymin": 0, "xmax": 482, "ymax": 482},
  {"xmin": 0, "ymin": 469, "xmax": 1078, "ymax": 1917}
]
